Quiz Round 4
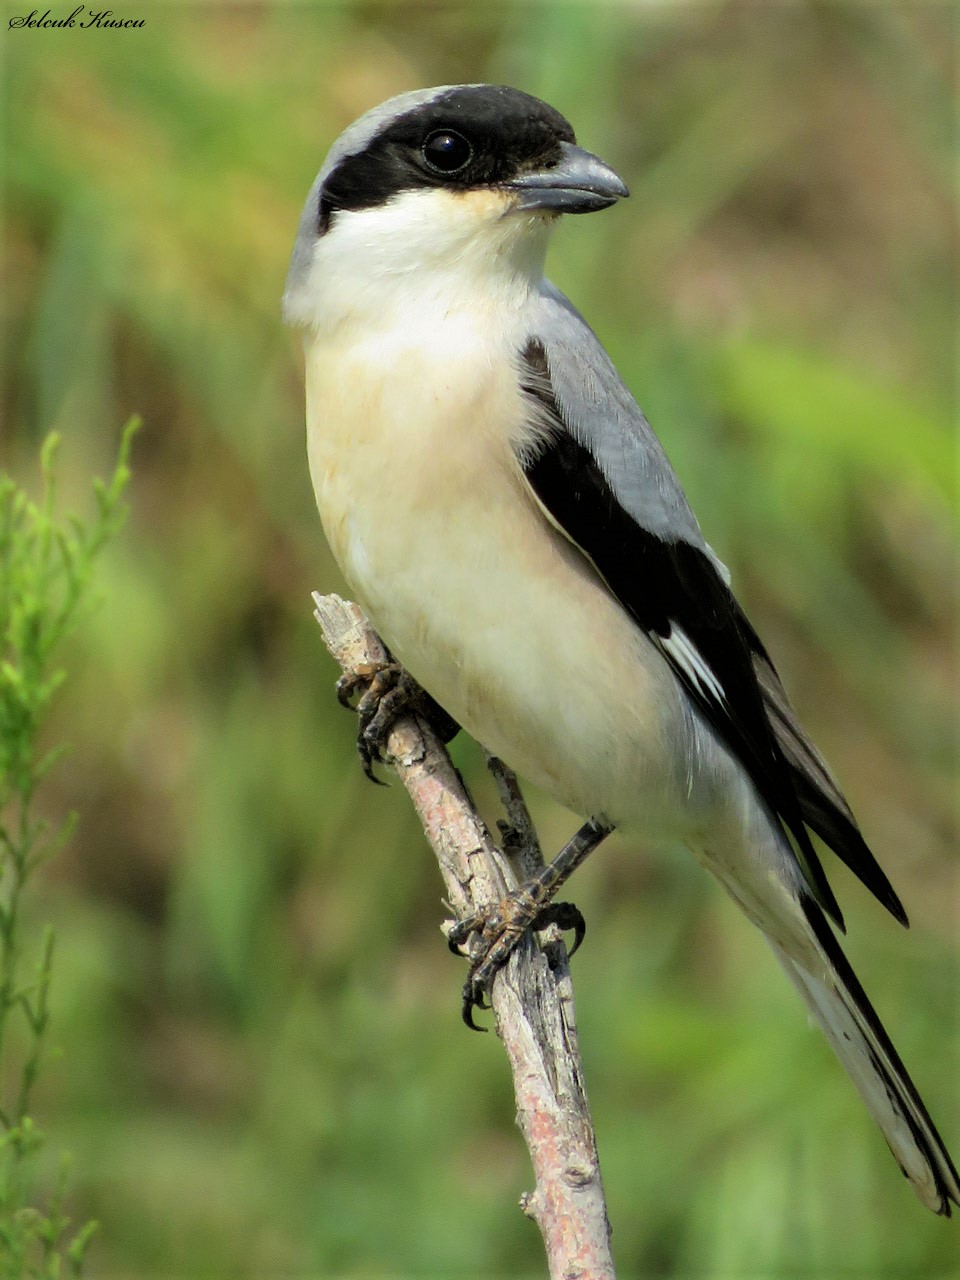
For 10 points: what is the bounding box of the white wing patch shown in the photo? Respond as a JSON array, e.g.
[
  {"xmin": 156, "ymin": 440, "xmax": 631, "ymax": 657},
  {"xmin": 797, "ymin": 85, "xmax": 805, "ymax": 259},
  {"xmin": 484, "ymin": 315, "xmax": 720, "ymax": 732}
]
[{"xmin": 662, "ymin": 626, "xmax": 728, "ymax": 707}]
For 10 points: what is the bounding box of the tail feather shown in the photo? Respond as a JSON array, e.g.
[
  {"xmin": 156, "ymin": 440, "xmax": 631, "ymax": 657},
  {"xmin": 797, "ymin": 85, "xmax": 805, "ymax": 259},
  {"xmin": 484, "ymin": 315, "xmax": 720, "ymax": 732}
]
[{"xmin": 770, "ymin": 896, "xmax": 960, "ymax": 1215}]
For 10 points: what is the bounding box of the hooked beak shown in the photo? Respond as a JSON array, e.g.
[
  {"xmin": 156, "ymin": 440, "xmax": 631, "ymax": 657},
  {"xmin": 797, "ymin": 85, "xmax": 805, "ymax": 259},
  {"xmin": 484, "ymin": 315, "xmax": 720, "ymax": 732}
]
[{"xmin": 507, "ymin": 140, "xmax": 629, "ymax": 214}]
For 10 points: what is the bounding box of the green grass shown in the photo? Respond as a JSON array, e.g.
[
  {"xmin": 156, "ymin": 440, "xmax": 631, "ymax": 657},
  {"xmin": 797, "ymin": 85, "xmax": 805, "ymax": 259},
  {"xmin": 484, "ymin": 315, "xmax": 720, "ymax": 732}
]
[
  {"xmin": 0, "ymin": 427, "xmax": 134, "ymax": 1276},
  {"xmin": 2, "ymin": 3, "xmax": 957, "ymax": 1276}
]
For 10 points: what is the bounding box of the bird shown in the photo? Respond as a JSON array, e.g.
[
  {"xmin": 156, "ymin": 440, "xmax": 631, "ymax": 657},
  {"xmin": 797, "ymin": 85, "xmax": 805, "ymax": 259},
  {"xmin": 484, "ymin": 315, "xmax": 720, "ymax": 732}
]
[{"xmin": 282, "ymin": 83, "xmax": 959, "ymax": 1214}]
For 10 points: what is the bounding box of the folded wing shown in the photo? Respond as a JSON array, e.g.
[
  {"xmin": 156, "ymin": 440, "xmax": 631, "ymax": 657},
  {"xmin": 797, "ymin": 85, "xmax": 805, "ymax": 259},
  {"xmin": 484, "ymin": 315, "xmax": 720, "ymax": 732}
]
[{"xmin": 519, "ymin": 285, "xmax": 905, "ymax": 928}]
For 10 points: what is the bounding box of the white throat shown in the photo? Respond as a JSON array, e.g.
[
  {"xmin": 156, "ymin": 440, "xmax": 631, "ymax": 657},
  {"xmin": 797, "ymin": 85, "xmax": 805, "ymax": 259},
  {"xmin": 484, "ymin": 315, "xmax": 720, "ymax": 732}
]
[{"xmin": 282, "ymin": 187, "xmax": 553, "ymax": 338}]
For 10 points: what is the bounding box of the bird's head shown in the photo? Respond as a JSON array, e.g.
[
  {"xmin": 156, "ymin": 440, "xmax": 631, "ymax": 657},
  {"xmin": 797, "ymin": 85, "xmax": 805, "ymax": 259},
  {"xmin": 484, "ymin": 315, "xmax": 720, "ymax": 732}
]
[{"xmin": 282, "ymin": 84, "xmax": 628, "ymax": 331}]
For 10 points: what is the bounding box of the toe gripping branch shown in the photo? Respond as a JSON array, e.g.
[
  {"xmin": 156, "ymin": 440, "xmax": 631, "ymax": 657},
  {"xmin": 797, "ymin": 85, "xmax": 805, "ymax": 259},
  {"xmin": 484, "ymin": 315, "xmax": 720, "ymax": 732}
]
[
  {"xmin": 336, "ymin": 658, "xmax": 459, "ymax": 783},
  {"xmin": 448, "ymin": 817, "xmax": 614, "ymax": 1030},
  {"xmin": 332, "ymin": 646, "xmax": 613, "ymax": 1030}
]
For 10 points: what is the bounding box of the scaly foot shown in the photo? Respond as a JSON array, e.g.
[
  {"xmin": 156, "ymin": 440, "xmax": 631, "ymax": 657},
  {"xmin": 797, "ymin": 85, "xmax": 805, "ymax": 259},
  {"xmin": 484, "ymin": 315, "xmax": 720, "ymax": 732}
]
[
  {"xmin": 336, "ymin": 660, "xmax": 459, "ymax": 782},
  {"xmin": 448, "ymin": 893, "xmax": 586, "ymax": 1030}
]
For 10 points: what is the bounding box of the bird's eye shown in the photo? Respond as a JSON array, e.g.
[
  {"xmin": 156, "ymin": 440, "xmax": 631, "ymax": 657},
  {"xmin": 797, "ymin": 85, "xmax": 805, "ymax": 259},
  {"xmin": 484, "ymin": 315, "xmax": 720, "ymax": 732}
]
[{"xmin": 421, "ymin": 130, "xmax": 473, "ymax": 174}]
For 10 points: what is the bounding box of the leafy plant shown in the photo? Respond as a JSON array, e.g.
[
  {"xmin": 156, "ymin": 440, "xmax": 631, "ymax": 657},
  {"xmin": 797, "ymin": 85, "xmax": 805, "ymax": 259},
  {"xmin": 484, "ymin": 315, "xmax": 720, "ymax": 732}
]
[{"xmin": 0, "ymin": 424, "xmax": 136, "ymax": 1279}]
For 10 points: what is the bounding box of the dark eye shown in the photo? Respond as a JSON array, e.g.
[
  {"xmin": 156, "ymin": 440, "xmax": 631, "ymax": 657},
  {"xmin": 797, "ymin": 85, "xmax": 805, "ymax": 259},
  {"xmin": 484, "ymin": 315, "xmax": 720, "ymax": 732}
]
[{"xmin": 421, "ymin": 130, "xmax": 473, "ymax": 174}]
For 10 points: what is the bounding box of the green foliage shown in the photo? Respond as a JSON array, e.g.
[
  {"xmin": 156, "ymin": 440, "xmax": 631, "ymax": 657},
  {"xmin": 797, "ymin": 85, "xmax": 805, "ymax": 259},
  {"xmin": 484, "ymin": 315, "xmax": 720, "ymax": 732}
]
[
  {"xmin": 3, "ymin": 4, "xmax": 957, "ymax": 1278},
  {"xmin": 0, "ymin": 426, "xmax": 136, "ymax": 1277}
]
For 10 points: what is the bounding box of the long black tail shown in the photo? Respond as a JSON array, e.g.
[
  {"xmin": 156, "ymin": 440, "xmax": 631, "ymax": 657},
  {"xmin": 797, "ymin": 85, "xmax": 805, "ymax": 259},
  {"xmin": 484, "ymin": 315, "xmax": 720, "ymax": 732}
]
[{"xmin": 768, "ymin": 896, "xmax": 960, "ymax": 1214}]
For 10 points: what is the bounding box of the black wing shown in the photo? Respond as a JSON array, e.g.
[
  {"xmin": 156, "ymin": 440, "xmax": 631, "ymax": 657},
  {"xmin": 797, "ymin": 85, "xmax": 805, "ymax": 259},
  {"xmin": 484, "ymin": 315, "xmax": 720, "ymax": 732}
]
[{"xmin": 519, "ymin": 339, "xmax": 906, "ymax": 929}]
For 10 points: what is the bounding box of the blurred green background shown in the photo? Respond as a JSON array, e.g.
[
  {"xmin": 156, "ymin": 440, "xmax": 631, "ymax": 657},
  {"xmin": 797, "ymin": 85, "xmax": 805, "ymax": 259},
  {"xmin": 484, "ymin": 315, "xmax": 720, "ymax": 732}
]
[{"xmin": 3, "ymin": 1, "xmax": 958, "ymax": 1276}]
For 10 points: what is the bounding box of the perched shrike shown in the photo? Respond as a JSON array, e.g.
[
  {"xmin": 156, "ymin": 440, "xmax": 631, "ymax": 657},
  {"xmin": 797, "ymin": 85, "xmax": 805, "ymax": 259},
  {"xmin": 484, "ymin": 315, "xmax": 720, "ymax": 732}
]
[{"xmin": 283, "ymin": 84, "xmax": 958, "ymax": 1213}]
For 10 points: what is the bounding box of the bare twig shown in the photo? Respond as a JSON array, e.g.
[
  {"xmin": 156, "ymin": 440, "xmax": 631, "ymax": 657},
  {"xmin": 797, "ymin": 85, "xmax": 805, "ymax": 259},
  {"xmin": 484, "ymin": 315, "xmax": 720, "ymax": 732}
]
[{"xmin": 312, "ymin": 593, "xmax": 615, "ymax": 1280}]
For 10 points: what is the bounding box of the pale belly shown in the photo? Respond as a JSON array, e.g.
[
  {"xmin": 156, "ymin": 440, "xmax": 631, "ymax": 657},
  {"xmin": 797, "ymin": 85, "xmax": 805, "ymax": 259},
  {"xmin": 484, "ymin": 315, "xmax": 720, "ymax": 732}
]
[
  {"xmin": 345, "ymin": 510, "xmax": 709, "ymax": 832},
  {"xmin": 300, "ymin": 312, "xmax": 819, "ymax": 977},
  {"xmin": 335, "ymin": 463, "xmax": 811, "ymax": 957},
  {"xmin": 304, "ymin": 332, "xmax": 726, "ymax": 838}
]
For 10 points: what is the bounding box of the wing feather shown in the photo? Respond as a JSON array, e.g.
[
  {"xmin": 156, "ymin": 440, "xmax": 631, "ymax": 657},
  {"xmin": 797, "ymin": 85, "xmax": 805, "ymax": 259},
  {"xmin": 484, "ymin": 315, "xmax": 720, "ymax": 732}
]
[{"xmin": 518, "ymin": 312, "xmax": 905, "ymax": 928}]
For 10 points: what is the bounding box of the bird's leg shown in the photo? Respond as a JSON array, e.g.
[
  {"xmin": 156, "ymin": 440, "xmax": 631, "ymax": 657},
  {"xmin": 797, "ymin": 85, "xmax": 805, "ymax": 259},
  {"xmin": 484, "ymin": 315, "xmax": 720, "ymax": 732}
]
[
  {"xmin": 336, "ymin": 659, "xmax": 459, "ymax": 783},
  {"xmin": 449, "ymin": 816, "xmax": 615, "ymax": 1029}
]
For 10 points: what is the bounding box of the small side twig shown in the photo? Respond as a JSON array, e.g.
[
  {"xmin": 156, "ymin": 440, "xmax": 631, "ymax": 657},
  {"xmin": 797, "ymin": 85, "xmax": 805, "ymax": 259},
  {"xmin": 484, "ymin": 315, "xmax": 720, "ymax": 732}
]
[
  {"xmin": 488, "ymin": 752, "xmax": 544, "ymax": 879},
  {"xmin": 312, "ymin": 593, "xmax": 615, "ymax": 1280}
]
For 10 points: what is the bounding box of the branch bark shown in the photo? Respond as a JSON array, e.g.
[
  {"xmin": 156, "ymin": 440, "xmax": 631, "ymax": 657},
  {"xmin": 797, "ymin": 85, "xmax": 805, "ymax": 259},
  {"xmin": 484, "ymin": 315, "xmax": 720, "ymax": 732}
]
[{"xmin": 312, "ymin": 592, "xmax": 615, "ymax": 1280}]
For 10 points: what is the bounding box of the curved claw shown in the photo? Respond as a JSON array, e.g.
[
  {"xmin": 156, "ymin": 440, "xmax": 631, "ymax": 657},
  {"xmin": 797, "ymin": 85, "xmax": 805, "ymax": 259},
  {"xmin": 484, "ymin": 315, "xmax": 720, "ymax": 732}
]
[
  {"xmin": 358, "ymin": 740, "xmax": 388, "ymax": 786},
  {"xmin": 339, "ymin": 661, "xmax": 460, "ymax": 787},
  {"xmin": 461, "ymin": 984, "xmax": 489, "ymax": 1032},
  {"xmin": 446, "ymin": 911, "xmax": 484, "ymax": 954},
  {"xmin": 538, "ymin": 900, "xmax": 586, "ymax": 959},
  {"xmin": 341, "ymin": 661, "xmax": 405, "ymax": 784},
  {"xmin": 336, "ymin": 672, "xmax": 361, "ymax": 709},
  {"xmin": 450, "ymin": 894, "xmax": 587, "ymax": 1030},
  {"xmin": 568, "ymin": 915, "xmax": 586, "ymax": 958},
  {"xmin": 359, "ymin": 714, "xmax": 392, "ymax": 785}
]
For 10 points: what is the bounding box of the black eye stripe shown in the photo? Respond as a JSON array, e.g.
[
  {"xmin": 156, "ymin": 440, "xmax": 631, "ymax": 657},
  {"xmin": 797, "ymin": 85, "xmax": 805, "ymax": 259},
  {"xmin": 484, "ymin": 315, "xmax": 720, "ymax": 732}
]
[
  {"xmin": 421, "ymin": 129, "xmax": 473, "ymax": 174},
  {"xmin": 317, "ymin": 85, "xmax": 576, "ymax": 218}
]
